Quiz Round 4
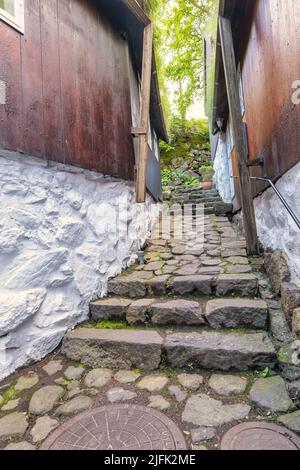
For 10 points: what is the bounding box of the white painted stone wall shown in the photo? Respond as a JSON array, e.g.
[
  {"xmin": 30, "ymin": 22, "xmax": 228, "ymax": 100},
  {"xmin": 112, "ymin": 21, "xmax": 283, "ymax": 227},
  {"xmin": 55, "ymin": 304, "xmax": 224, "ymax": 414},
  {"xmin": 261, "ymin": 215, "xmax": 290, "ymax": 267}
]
[
  {"xmin": 212, "ymin": 132, "xmax": 233, "ymax": 203},
  {"xmin": 0, "ymin": 150, "xmax": 159, "ymax": 380},
  {"xmin": 254, "ymin": 161, "xmax": 300, "ymax": 285}
]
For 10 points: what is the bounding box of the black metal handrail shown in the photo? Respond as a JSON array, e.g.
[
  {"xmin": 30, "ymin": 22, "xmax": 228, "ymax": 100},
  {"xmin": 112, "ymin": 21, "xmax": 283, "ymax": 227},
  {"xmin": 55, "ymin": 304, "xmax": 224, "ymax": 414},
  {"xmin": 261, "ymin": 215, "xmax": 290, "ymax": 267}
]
[{"xmin": 250, "ymin": 176, "xmax": 300, "ymax": 230}]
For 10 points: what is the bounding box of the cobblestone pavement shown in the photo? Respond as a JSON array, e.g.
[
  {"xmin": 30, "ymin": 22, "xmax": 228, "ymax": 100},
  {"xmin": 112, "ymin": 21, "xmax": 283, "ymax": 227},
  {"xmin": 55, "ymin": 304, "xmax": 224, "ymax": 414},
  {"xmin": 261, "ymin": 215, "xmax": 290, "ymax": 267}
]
[{"xmin": 0, "ymin": 211, "xmax": 299, "ymax": 450}]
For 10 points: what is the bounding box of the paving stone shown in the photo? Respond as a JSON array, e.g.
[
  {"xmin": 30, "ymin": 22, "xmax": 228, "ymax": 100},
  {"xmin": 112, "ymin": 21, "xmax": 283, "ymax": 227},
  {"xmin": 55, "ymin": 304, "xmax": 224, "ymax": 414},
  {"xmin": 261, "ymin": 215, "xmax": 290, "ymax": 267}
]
[
  {"xmin": 201, "ymin": 258, "xmax": 222, "ymax": 266},
  {"xmin": 108, "ymin": 276, "xmax": 147, "ymax": 298},
  {"xmin": 288, "ymin": 380, "xmax": 300, "ymax": 399},
  {"xmin": 191, "ymin": 444, "xmax": 207, "ymax": 450},
  {"xmin": 29, "ymin": 386, "xmax": 64, "ymax": 415},
  {"xmin": 1, "ymin": 399, "xmax": 20, "ymax": 411},
  {"xmin": 172, "ymin": 246, "xmax": 186, "ymax": 255},
  {"xmin": 114, "ymin": 370, "xmax": 141, "ymax": 384},
  {"xmin": 151, "ymin": 299, "xmax": 205, "ymax": 326},
  {"xmin": 249, "ymin": 376, "xmax": 293, "ymax": 412},
  {"xmin": 172, "ymin": 276, "xmax": 213, "ymax": 295},
  {"xmin": 64, "ymin": 366, "xmax": 85, "ymax": 381},
  {"xmin": 54, "ymin": 378, "xmax": 65, "ymax": 386},
  {"xmin": 222, "ymin": 240, "xmax": 247, "ymax": 249},
  {"xmin": 147, "ymin": 276, "xmax": 170, "ymax": 295},
  {"xmin": 199, "ymin": 264, "xmax": 225, "ymax": 274},
  {"xmin": 137, "ymin": 375, "xmax": 169, "ymax": 393},
  {"xmin": 84, "ymin": 369, "xmax": 112, "ymax": 388},
  {"xmin": 176, "ymin": 265, "xmax": 199, "ymax": 276},
  {"xmin": 168, "ymin": 386, "xmax": 187, "ymax": 403},
  {"xmin": 15, "ymin": 372, "xmax": 39, "ymax": 391},
  {"xmin": 43, "ymin": 360, "xmax": 63, "ymax": 376},
  {"xmin": 221, "ymin": 249, "xmax": 247, "ymax": 258},
  {"xmin": 144, "ymin": 262, "xmax": 165, "ymax": 272},
  {"xmin": 227, "ymin": 257, "xmax": 249, "ymax": 265},
  {"xmin": 0, "ymin": 412, "xmax": 28, "ymax": 439},
  {"xmin": 208, "ymin": 374, "xmax": 248, "ymax": 396},
  {"xmin": 167, "ymin": 260, "xmax": 180, "ymax": 266},
  {"xmin": 107, "ymin": 388, "xmax": 137, "ymax": 403},
  {"xmin": 126, "ymin": 299, "xmax": 154, "ymax": 325},
  {"xmin": 205, "ymin": 298, "xmax": 268, "ymax": 330},
  {"xmin": 216, "ymin": 274, "xmax": 258, "ymax": 297},
  {"xmin": 165, "ymin": 331, "xmax": 277, "ymax": 371},
  {"xmin": 149, "ymin": 395, "xmax": 170, "ymax": 411},
  {"xmin": 191, "ymin": 427, "xmax": 216, "ymax": 443},
  {"xmin": 63, "ymin": 328, "xmax": 163, "ymax": 370},
  {"xmin": 55, "ymin": 395, "xmax": 93, "ymax": 416},
  {"xmin": 31, "ymin": 416, "xmax": 59, "ymax": 443},
  {"xmin": 278, "ymin": 410, "xmax": 300, "ymax": 433},
  {"xmin": 67, "ymin": 380, "xmax": 80, "ymax": 391},
  {"xmin": 207, "ymin": 249, "xmax": 222, "ymax": 257},
  {"xmin": 177, "ymin": 374, "xmax": 204, "ymax": 391},
  {"xmin": 182, "ymin": 394, "xmax": 251, "ymax": 427},
  {"xmin": 67, "ymin": 388, "xmax": 82, "ymax": 399},
  {"xmin": 90, "ymin": 298, "xmax": 131, "ymax": 321},
  {"xmin": 4, "ymin": 442, "xmax": 36, "ymax": 450},
  {"xmin": 226, "ymin": 265, "xmax": 253, "ymax": 274},
  {"xmin": 163, "ymin": 265, "xmax": 177, "ymax": 274}
]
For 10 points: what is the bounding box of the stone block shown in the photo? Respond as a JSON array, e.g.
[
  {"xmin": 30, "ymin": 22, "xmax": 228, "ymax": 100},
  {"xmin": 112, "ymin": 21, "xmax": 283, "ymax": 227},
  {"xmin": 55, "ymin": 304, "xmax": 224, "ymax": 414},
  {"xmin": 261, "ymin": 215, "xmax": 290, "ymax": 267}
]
[{"xmin": 62, "ymin": 328, "xmax": 163, "ymax": 370}]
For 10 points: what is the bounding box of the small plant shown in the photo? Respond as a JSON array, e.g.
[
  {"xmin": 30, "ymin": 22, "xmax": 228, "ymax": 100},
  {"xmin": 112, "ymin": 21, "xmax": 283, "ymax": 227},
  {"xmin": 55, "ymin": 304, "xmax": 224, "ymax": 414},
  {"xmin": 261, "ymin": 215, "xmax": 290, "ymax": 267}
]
[
  {"xmin": 255, "ymin": 367, "xmax": 271, "ymax": 378},
  {"xmin": 159, "ymin": 141, "xmax": 175, "ymax": 154},
  {"xmin": 202, "ymin": 142, "xmax": 211, "ymax": 151}
]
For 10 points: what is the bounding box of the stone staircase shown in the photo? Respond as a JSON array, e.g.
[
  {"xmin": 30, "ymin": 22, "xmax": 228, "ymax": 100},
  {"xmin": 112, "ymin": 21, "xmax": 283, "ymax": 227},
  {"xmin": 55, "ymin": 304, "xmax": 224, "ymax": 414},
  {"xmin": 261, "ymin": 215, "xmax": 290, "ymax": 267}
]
[
  {"xmin": 63, "ymin": 210, "xmax": 278, "ymax": 375},
  {"xmin": 170, "ymin": 188, "xmax": 233, "ymax": 216}
]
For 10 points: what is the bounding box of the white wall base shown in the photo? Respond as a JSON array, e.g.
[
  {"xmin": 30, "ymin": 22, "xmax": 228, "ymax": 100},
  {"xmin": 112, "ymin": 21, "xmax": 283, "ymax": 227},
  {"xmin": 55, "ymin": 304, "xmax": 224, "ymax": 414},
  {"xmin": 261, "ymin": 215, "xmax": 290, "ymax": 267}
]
[
  {"xmin": 254, "ymin": 161, "xmax": 300, "ymax": 285},
  {"xmin": 213, "ymin": 132, "xmax": 234, "ymax": 203},
  {"xmin": 0, "ymin": 150, "xmax": 159, "ymax": 380}
]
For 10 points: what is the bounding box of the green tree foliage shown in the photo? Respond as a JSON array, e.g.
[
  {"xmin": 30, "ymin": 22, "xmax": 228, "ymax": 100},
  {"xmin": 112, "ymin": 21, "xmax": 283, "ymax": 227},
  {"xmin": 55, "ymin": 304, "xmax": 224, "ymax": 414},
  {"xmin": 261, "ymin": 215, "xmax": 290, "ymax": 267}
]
[{"xmin": 148, "ymin": 0, "xmax": 218, "ymax": 125}]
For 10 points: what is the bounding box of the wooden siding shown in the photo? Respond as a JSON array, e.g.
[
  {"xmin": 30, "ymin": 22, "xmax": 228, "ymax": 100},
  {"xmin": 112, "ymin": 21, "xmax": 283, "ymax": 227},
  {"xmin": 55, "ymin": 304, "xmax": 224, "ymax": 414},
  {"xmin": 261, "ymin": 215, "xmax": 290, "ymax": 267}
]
[
  {"xmin": 0, "ymin": 0, "xmax": 135, "ymax": 179},
  {"xmin": 241, "ymin": 0, "xmax": 300, "ymax": 195}
]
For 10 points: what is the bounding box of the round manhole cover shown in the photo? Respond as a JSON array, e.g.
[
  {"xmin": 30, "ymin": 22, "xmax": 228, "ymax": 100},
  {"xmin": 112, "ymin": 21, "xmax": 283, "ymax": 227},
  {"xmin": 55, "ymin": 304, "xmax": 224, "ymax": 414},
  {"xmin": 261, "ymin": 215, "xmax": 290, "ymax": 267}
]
[
  {"xmin": 221, "ymin": 422, "xmax": 300, "ymax": 451},
  {"xmin": 41, "ymin": 405, "xmax": 187, "ymax": 450}
]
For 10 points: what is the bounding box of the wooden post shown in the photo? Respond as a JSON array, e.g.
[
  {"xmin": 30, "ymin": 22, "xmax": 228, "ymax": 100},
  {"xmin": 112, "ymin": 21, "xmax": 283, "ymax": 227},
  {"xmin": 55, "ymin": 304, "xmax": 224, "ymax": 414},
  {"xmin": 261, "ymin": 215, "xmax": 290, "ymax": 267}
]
[
  {"xmin": 136, "ymin": 23, "xmax": 153, "ymax": 203},
  {"xmin": 219, "ymin": 16, "xmax": 259, "ymax": 255}
]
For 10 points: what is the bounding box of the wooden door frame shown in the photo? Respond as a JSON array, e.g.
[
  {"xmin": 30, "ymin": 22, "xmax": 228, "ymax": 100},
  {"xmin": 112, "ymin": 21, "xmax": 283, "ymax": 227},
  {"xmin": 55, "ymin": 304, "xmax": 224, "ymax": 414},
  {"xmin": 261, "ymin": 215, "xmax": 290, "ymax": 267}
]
[{"xmin": 219, "ymin": 16, "xmax": 259, "ymax": 255}]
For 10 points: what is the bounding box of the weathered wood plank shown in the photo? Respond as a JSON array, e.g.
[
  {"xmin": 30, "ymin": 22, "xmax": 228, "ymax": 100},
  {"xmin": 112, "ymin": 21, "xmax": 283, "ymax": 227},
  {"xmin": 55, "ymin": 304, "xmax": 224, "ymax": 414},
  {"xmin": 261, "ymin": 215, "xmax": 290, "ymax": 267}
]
[
  {"xmin": 136, "ymin": 23, "xmax": 153, "ymax": 203},
  {"xmin": 219, "ymin": 16, "xmax": 259, "ymax": 255}
]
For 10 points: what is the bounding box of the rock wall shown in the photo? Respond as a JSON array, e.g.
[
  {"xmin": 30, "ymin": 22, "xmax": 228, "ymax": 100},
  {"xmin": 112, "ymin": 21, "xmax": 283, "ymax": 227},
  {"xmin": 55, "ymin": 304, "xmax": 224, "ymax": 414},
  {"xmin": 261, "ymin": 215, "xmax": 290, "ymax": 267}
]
[
  {"xmin": 254, "ymin": 161, "xmax": 300, "ymax": 285},
  {"xmin": 0, "ymin": 150, "xmax": 159, "ymax": 380}
]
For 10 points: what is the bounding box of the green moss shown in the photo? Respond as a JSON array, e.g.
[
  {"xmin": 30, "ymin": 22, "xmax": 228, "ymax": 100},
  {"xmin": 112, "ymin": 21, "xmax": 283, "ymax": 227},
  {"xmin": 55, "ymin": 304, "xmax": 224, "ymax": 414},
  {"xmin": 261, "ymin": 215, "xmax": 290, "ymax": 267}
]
[
  {"xmin": 94, "ymin": 321, "xmax": 136, "ymax": 330},
  {"xmin": 277, "ymin": 346, "xmax": 294, "ymax": 364},
  {"xmin": 1, "ymin": 387, "xmax": 19, "ymax": 406}
]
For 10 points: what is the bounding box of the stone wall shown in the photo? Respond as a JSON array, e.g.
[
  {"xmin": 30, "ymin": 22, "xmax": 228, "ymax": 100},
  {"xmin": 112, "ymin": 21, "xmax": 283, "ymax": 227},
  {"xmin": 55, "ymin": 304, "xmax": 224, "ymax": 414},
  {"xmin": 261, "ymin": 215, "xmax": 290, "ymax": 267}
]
[
  {"xmin": 254, "ymin": 161, "xmax": 300, "ymax": 285},
  {"xmin": 0, "ymin": 150, "xmax": 159, "ymax": 380}
]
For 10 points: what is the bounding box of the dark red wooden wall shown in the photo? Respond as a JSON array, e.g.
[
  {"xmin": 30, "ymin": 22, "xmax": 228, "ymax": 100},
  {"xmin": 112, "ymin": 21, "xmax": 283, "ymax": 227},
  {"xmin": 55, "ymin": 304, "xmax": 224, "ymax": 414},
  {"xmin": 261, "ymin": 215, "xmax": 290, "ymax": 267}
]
[
  {"xmin": 241, "ymin": 0, "xmax": 300, "ymax": 194},
  {"xmin": 0, "ymin": 0, "xmax": 135, "ymax": 179}
]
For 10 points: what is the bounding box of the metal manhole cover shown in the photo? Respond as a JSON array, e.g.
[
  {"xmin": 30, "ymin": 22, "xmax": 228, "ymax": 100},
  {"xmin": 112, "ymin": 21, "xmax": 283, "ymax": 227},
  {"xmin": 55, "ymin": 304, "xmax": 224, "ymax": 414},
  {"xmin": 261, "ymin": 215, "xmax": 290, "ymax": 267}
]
[
  {"xmin": 221, "ymin": 422, "xmax": 300, "ymax": 451},
  {"xmin": 41, "ymin": 405, "xmax": 187, "ymax": 450}
]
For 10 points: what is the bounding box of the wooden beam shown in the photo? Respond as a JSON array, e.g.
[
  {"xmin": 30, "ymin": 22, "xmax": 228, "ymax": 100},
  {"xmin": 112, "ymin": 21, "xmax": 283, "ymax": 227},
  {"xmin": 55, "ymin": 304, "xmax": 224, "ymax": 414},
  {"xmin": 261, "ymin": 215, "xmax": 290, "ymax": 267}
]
[
  {"xmin": 219, "ymin": 16, "xmax": 259, "ymax": 255},
  {"xmin": 121, "ymin": 0, "xmax": 151, "ymax": 26},
  {"xmin": 136, "ymin": 23, "xmax": 153, "ymax": 203}
]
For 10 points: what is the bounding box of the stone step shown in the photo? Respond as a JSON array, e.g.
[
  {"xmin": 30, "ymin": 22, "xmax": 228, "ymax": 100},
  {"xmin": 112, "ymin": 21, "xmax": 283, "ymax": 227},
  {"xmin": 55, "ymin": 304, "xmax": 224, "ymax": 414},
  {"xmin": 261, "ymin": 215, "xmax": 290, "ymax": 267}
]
[
  {"xmin": 165, "ymin": 331, "xmax": 277, "ymax": 372},
  {"xmin": 90, "ymin": 297, "xmax": 269, "ymax": 330},
  {"xmin": 107, "ymin": 273, "xmax": 259, "ymax": 299},
  {"xmin": 62, "ymin": 328, "xmax": 277, "ymax": 372},
  {"xmin": 62, "ymin": 328, "xmax": 163, "ymax": 370}
]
